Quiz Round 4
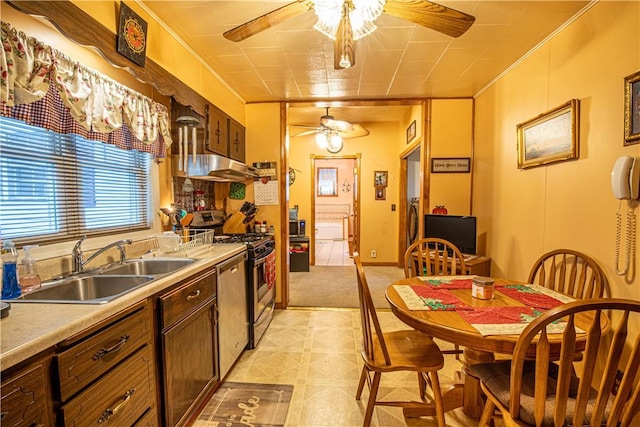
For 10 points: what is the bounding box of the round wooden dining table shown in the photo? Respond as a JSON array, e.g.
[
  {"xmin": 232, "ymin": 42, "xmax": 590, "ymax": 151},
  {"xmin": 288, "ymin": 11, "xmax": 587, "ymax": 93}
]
[{"xmin": 385, "ymin": 276, "xmax": 596, "ymax": 420}]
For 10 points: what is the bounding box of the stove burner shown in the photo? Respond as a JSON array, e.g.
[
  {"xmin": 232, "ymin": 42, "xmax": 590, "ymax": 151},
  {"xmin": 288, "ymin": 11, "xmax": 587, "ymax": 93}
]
[{"xmin": 215, "ymin": 233, "xmax": 271, "ymax": 245}]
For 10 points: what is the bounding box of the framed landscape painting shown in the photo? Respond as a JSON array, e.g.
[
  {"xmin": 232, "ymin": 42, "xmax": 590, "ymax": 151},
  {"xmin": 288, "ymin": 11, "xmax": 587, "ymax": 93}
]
[{"xmin": 516, "ymin": 99, "xmax": 579, "ymax": 169}]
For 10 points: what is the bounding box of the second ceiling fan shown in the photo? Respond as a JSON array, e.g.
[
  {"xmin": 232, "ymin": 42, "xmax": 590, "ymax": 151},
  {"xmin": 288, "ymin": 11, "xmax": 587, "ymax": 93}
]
[
  {"xmin": 292, "ymin": 107, "xmax": 369, "ymax": 153},
  {"xmin": 223, "ymin": 0, "xmax": 475, "ymax": 69}
]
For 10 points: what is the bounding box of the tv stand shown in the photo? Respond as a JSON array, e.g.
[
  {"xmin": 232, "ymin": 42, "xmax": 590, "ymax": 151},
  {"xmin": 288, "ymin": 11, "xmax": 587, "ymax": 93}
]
[{"xmin": 461, "ymin": 256, "xmax": 491, "ymax": 276}]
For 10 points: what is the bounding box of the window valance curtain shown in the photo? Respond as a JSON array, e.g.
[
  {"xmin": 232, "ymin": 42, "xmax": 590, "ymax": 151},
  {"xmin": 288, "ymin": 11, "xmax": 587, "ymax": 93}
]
[{"xmin": 0, "ymin": 21, "xmax": 172, "ymax": 157}]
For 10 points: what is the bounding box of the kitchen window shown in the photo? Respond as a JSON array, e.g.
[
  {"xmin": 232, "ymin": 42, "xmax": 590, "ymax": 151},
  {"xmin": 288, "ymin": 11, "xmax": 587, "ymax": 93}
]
[{"xmin": 0, "ymin": 116, "xmax": 151, "ymax": 245}]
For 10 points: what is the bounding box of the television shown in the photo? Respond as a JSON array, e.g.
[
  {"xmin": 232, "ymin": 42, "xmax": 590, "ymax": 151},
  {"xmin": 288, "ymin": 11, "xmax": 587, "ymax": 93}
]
[{"xmin": 424, "ymin": 214, "xmax": 477, "ymax": 255}]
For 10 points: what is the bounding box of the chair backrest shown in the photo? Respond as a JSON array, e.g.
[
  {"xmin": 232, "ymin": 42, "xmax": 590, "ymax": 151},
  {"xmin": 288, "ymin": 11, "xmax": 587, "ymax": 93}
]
[
  {"xmin": 403, "ymin": 238, "xmax": 467, "ymax": 278},
  {"xmin": 354, "ymin": 252, "xmax": 391, "ymax": 366},
  {"xmin": 509, "ymin": 298, "xmax": 640, "ymax": 427},
  {"xmin": 527, "ymin": 249, "xmax": 604, "ymax": 299}
]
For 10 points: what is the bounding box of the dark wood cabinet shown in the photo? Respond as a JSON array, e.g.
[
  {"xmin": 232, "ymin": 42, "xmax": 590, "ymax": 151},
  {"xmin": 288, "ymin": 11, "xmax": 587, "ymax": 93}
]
[
  {"xmin": 56, "ymin": 303, "xmax": 153, "ymax": 402},
  {"xmin": 205, "ymin": 105, "xmax": 246, "ymax": 162},
  {"xmin": 206, "ymin": 105, "xmax": 229, "ymax": 156},
  {"xmin": 0, "ymin": 362, "xmax": 51, "ymax": 426},
  {"xmin": 159, "ymin": 268, "xmax": 218, "ymax": 426},
  {"xmin": 55, "ymin": 301, "xmax": 157, "ymax": 426},
  {"xmin": 60, "ymin": 347, "xmax": 156, "ymax": 426},
  {"xmin": 228, "ymin": 118, "xmax": 246, "ymax": 162}
]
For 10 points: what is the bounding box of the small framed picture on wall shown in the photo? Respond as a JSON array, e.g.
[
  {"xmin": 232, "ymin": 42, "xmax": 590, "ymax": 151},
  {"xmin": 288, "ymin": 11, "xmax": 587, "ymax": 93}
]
[
  {"xmin": 375, "ymin": 187, "xmax": 386, "ymax": 200},
  {"xmin": 624, "ymin": 70, "xmax": 640, "ymax": 146},
  {"xmin": 374, "ymin": 171, "xmax": 388, "ymax": 187}
]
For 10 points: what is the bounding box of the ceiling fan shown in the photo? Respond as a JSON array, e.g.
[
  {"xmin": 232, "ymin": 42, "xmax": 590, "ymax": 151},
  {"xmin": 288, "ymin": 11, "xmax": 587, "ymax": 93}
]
[
  {"xmin": 223, "ymin": 0, "xmax": 475, "ymax": 70},
  {"xmin": 291, "ymin": 107, "xmax": 370, "ymax": 153}
]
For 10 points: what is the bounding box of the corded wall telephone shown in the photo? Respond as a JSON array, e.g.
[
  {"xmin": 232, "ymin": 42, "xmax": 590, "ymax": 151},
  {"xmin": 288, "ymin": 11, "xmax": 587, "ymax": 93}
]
[{"xmin": 611, "ymin": 156, "xmax": 639, "ymax": 275}]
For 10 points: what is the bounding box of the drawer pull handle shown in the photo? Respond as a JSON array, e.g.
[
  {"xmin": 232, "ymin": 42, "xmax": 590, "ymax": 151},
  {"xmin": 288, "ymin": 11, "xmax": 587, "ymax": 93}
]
[
  {"xmin": 92, "ymin": 335, "xmax": 130, "ymax": 361},
  {"xmin": 186, "ymin": 289, "xmax": 201, "ymax": 301},
  {"xmin": 98, "ymin": 388, "xmax": 135, "ymax": 423}
]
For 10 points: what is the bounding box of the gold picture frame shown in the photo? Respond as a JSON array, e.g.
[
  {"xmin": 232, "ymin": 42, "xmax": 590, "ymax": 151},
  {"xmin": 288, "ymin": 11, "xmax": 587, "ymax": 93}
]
[
  {"xmin": 375, "ymin": 187, "xmax": 386, "ymax": 200},
  {"xmin": 374, "ymin": 170, "xmax": 388, "ymax": 187},
  {"xmin": 516, "ymin": 99, "xmax": 579, "ymax": 169},
  {"xmin": 317, "ymin": 167, "xmax": 338, "ymax": 197},
  {"xmin": 624, "ymin": 70, "xmax": 640, "ymax": 146},
  {"xmin": 406, "ymin": 120, "xmax": 416, "ymax": 143}
]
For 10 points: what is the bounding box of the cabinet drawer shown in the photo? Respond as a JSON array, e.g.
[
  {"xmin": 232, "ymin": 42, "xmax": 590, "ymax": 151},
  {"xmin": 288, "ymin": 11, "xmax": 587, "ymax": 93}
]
[
  {"xmin": 61, "ymin": 347, "xmax": 156, "ymax": 427},
  {"xmin": 1, "ymin": 364, "xmax": 49, "ymax": 426},
  {"xmin": 57, "ymin": 303, "xmax": 152, "ymax": 401},
  {"xmin": 133, "ymin": 407, "xmax": 158, "ymax": 426},
  {"xmin": 161, "ymin": 271, "xmax": 215, "ymax": 328}
]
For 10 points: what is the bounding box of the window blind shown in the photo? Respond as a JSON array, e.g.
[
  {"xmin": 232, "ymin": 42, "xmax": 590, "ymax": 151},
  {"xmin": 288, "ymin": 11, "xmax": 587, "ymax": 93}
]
[{"xmin": 0, "ymin": 116, "xmax": 151, "ymax": 245}]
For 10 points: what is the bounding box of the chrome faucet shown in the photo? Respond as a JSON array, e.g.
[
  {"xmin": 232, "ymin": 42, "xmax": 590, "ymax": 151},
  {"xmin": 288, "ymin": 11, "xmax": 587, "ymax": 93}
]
[{"xmin": 71, "ymin": 236, "xmax": 133, "ymax": 274}]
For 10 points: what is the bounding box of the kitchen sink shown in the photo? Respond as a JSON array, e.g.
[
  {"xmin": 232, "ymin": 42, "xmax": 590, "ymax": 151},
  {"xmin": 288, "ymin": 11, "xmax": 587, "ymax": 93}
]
[
  {"xmin": 98, "ymin": 258, "xmax": 196, "ymax": 276},
  {"xmin": 10, "ymin": 275, "xmax": 155, "ymax": 304}
]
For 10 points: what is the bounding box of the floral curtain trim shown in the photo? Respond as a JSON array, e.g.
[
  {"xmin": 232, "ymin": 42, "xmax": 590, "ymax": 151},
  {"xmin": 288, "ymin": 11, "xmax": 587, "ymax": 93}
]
[{"xmin": 1, "ymin": 21, "xmax": 172, "ymax": 155}]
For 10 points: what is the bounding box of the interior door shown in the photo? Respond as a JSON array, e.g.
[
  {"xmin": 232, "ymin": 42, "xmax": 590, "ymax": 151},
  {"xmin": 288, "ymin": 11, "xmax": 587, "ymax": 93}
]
[{"xmin": 351, "ymin": 161, "xmax": 359, "ymax": 255}]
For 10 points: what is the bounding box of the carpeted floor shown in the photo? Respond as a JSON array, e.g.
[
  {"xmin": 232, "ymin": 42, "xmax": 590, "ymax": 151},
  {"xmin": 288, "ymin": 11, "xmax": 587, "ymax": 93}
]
[{"xmin": 289, "ymin": 265, "xmax": 406, "ymax": 309}]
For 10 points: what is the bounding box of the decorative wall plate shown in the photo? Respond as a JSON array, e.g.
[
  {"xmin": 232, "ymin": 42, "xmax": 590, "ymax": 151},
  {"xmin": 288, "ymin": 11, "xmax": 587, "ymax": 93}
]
[{"xmin": 117, "ymin": 2, "xmax": 147, "ymax": 67}]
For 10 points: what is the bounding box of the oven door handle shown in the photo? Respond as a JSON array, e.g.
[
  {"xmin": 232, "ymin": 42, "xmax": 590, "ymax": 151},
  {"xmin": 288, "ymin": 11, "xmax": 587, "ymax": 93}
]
[{"xmin": 253, "ymin": 249, "xmax": 274, "ymax": 266}]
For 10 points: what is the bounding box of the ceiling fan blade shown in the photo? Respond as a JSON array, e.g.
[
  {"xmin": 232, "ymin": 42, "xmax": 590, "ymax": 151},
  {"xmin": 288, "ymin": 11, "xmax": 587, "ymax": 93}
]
[
  {"xmin": 291, "ymin": 124, "xmax": 320, "ymax": 129},
  {"xmin": 339, "ymin": 123, "xmax": 370, "ymax": 139},
  {"xmin": 384, "ymin": 0, "xmax": 475, "ymax": 38},
  {"xmin": 292, "ymin": 129, "xmax": 319, "ymax": 138},
  {"xmin": 322, "ymin": 118, "xmax": 355, "ymax": 133},
  {"xmin": 223, "ymin": 1, "xmax": 313, "ymax": 42}
]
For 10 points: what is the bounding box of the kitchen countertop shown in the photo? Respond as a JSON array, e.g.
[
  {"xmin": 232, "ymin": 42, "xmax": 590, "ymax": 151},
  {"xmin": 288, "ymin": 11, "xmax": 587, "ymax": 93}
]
[{"xmin": 0, "ymin": 243, "xmax": 246, "ymax": 371}]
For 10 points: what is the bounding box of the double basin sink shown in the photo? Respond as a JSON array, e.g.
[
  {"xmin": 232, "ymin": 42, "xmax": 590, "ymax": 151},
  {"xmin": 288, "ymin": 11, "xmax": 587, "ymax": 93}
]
[{"xmin": 10, "ymin": 258, "xmax": 196, "ymax": 304}]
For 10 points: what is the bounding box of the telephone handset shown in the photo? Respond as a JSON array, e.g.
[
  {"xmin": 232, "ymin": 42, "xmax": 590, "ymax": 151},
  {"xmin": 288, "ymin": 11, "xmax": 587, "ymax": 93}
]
[
  {"xmin": 611, "ymin": 156, "xmax": 638, "ymax": 275},
  {"xmin": 611, "ymin": 156, "xmax": 640, "ymax": 199}
]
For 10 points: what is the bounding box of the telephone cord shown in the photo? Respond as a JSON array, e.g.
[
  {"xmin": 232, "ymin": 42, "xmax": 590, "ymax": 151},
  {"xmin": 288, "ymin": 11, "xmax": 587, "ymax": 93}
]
[{"xmin": 614, "ymin": 203, "xmax": 636, "ymax": 276}]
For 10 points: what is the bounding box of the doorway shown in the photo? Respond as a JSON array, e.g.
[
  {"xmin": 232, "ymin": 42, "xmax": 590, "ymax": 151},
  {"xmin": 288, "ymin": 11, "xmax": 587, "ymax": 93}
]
[{"xmin": 310, "ymin": 155, "xmax": 360, "ymax": 267}]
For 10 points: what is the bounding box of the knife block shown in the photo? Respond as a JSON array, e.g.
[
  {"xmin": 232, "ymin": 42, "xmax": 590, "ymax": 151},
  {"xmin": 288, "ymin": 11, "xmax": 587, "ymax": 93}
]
[{"xmin": 223, "ymin": 211, "xmax": 249, "ymax": 234}]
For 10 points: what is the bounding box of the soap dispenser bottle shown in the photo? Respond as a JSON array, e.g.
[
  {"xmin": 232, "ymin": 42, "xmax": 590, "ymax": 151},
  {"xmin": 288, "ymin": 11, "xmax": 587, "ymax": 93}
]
[
  {"xmin": 1, "ymin": 239, "xmax": 21, "ymax": 299},
  {"xmin": 19, "ymin": 245, "xmax": 41, "ymax": 293}
]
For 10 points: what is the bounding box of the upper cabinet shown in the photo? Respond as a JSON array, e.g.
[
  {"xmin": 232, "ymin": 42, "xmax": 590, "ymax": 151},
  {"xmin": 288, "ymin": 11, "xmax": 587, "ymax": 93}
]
[
  {"xmin": 206, "ymin": 105, "xmax": 229, "ymax": 157},
  {"xmin": 205, "ymin": 105, "xmax": 246, "ymax": 163},
  {"xmin": 170, "ymin": 99, "xmax": 246, "ymax": 163},
  {"xmin": 228, "ymin": 118, "xmax": 246, "ymax": 163}
]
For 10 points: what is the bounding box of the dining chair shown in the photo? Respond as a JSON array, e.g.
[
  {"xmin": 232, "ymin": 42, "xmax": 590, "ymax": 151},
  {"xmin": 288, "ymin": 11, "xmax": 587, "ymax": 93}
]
[
  {"xmin": 472, "ymin": 298, "xmax": 640, "ymax": 427},
  {"xmin": 403, "ymin": 238, "xmax": 467, "ymax": 358},
  {"xmin": 353, "ymin": 252, "xmax": 446, "ymax": 427},
  {"xmin": 403, "ymin": 238, "xmax": 467, "ymax": 278},
  {"xmin": 527, "ymin": 249, "xmax": 604, "ymax": 299}
]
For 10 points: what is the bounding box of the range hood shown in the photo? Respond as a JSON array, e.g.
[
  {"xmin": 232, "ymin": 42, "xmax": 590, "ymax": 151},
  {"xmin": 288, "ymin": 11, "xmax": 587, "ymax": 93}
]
[{"xmin": 172, "ymin": 154, "xmax": 259, "ymax": 182}]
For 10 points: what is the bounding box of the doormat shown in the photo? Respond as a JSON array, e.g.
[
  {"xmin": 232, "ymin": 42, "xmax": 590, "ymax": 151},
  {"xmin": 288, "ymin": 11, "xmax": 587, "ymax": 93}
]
[{"xmin": 194, "ymin": 382, "xmax": 294, "ymax": 427}]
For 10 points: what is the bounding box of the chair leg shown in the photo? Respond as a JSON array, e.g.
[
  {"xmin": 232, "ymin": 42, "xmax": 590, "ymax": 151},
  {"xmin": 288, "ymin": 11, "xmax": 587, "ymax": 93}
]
[
  {"xmin": 429, "ymin": 371, "xmax": 446, "ymax": 427},
  {"xmin": 363, "ymin": 371, "xmax": 381, "ymax": 427},
  {"xmin": 478, "ymin": 397, "xmax": 497, "ymax": 427},
  {"xmin": 418, "ymin": 372, "xmax": 427, "ymax": 401},
  {"xmin": 356, "ymin": 366, "xmax": 368, "ymax": 400}
]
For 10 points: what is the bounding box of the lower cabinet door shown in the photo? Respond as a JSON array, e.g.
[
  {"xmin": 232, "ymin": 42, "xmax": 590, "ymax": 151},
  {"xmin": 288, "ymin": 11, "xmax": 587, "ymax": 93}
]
[
  {"xmin": 1, "ymin": 363, "xmax": 49, "ymax": 426},
  {"xmin": 162, "ymin": 297, "xmax": 217, "ymax": 426},
  {"xmin": 60, "ymin": 346, "xmax": 156, "ymax": 426}
]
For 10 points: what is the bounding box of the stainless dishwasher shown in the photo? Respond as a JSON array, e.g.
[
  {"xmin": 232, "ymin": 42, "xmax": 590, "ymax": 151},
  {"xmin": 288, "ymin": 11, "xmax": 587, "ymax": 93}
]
[{"xmin": 217, "ymin": 251, "xmax": 249, "ymax": 380}]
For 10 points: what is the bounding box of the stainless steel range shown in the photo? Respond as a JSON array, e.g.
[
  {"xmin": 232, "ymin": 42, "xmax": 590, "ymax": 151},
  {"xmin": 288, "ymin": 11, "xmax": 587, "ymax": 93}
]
[{"xmin": 216, "ymin": 233, "xmax": 275, "ymax": 348}]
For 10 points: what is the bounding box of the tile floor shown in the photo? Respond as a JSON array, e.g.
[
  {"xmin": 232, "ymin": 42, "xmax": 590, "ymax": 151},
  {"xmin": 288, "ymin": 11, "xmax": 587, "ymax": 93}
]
[
  {"xmin": 315, "ymin": 239, "xmax": 353, "ymax": 266},
  {"xmin": 225, "ymin": 308, "xmax": 490, "ymax": 427}
]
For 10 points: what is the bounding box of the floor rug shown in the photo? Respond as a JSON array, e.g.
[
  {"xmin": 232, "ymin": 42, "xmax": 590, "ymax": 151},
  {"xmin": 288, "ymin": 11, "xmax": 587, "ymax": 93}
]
[
  {"xmin": 194, "ymin": 382, "xmax": 293, "ymax": 427},
  {"xmin": 289, "ymin": 265, "xmax": 406, "ymax": 309}
]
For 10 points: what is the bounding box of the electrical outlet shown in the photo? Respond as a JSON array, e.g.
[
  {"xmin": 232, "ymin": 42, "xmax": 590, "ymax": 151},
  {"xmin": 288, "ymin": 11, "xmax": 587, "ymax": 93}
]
[{"xmin": 371, "ymin": 250, "xmax": 377, "ymax": 258}]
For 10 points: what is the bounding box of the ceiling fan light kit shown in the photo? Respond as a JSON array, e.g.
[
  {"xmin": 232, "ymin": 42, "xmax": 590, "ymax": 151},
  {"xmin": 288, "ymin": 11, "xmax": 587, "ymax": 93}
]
[{"xmin": 314, "ymin": 0, "xmax": 384, "ymax": 41}]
